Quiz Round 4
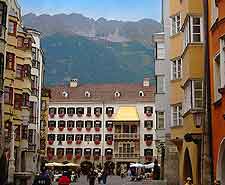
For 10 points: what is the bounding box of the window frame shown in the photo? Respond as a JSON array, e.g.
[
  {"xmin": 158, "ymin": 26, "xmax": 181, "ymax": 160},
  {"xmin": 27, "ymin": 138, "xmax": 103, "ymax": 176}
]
[
  {"xmin": 171, "ymin": 58, "xmax": 182, "ymax": 80},
  {"xmin": 8, "ymin": 20, "xmax": 17, "ymax": 35},
  {"xmin": 6, "ymin": 52, "xmax": 15, "ymax": 70},
  {"xmin": 171, "ymin": 13, "xmax": 181, "ymax": 36},
  {"xmin": 156, "ymin": 111, "xmax": 165, "ymax": 129},
  {"xmin": 14, "ymin": 93, "xmax": 23, "ymax": 110},
  {"xmin": 156, "ymin": 75, "xmax": 165, "ymax": 94},
  {"xmin": 4, "ymin": 86, "xmax": 13, "ymax": 105},
  {"xmin": 171, "ymin": 104, "xmax": 182, "ymax": 127},
  {"xmin": 16, "ymin": 64, "xmax": 24, "ymax": 79}
]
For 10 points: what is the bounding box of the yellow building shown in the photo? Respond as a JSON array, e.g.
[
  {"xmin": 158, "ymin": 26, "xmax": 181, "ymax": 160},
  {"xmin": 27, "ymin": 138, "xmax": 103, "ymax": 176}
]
[
  {"xmin": 169, "ymin": 0, "xmax": 204, "ymax": 184},
  {"xmin": 3, "ymin": 0, "xmax": 36, "ymax": 183}
]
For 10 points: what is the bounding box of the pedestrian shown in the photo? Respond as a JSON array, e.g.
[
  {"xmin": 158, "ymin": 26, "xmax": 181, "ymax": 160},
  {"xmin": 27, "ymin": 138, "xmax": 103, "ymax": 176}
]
[
  {"xmin": 58, "ymin": 171, "xmax": 71, "ymax": 185},
  {"xmin": 153, "ymin": 159, "xmax": 160, "ymax": 180},
  {"xmin": 97, "ymin": 169, "xmax": 102, "ymax": 184},
  {"xmin": 127, "ymin": 168, "xmax": 131, "ymax": 180},
  {"xmin": 88, "ymin": 168, "xmax": 97, "ymax": 185},
  {"xmin": 101, "ymin": 168, "xmax": 108, "ymax": 185},
  {"xmin": 32, "ymin": 166, "xmax": 52, "ymax": 185},
  {"xmin": 184, "ymin": 177, "xmax": 193, "ymax": 185}
]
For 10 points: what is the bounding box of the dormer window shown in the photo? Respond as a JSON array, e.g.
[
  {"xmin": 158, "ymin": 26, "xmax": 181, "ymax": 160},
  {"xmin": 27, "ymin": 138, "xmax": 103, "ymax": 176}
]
[
  {"xmin": 62, "ymin": 91, "xmax": 69, "ymax": 98},
  {"xmin": 114, "ymin": 91, "xmax": 121, "ymax": 97},
  {"xmin": 139, "ymin": 91, "xmax": 145, "ymax": 97},
  {"xmin": 85, "ymin": 91, "xmax": 91, "ymax": 97}
]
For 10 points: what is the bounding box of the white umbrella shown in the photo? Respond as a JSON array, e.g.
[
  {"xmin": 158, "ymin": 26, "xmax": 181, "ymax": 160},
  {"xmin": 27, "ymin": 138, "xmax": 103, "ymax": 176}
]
[
  {"xmin": 64, "ymin": 163, "xmax": 80, "ymax": 167},
  {"xmin": 144, "ymin": 163, "xmax": 160, "ymax": 169},
  {"xmin": 45, "ymin": 162, "xmax": 64, "ymax": 167},
  {"xmin": 130, "ymin": 163, "xmax": 144, "ymax": 168}
]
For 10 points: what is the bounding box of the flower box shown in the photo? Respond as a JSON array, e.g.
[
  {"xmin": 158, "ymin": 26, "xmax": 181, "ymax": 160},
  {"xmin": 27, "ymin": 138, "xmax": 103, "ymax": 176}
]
[
  {"xmin": 76, "ymin": 140, "xmax": 82, "ymax": 144},
  {"xmin": 86, "ymin": 127, "xmax": 91, "ymax": 132},
  {"xmin": 146, "ymin": 140, "xmax": 152, "ymax": 146},
  {"xmin": 145, "ymin": 156, "xmax": 153, "ymax": 161},
  {"xmin": 49, "ymin": 113, "xmax": 55, "ymax": 118},
  {"xmin": 49, "ymin": 127, "xmax": 54, "ymax": 131},
  {"xmin": 107, "ymin": 113, "xmax": 112, "ymax": 117},
  {"xmin": 59, "ymin": 127, "xmax": 64, "ymax": 131},
  {"xmin": 59, "ymin": 113, "xmax": 65, "ymax": 118},
  {"xmin": 76, "ymin": 154, "xmax": 81, "ymax": 159},
  {"xmin": 95, "ymin": 127, "xmax": 100, "ymax": 132},
  {"xmin": 48, "ymin": 140, "xmax": 54, "ymax": 145},
  {"xmin": 67, "ymin": 127, "xmax": 73, "ymax": 131},
  {"xmin": 66, "ymin": 154, "xmax": 73, "ymax": 160},
  {"xmin": 145, "ymin": 112, "xmax": 152, "ymax": 117},
  {"xmin": 146, "ymin": 127, "xmax": 152, "ymax": 130},
  {"xmin": 77, "ymin": 127, "xmax": 82, "ymax": 131},
  {"xmin": 106, "ymin": 155, "xmax": 112, "ymax": 160},
  {"xmin": 84, "ymin": 155, "xmax": 91, "ymax": 160},
  {"xmin": 95, "ymin": 140, "xmax": 100, "ymax": 145},
  {"xmin": 107, "ymin": 140, "xmax": 112, "ymax": 145},
  {"xmin": 94, "ymin": 155, "xmax": 100, "ymax": 160},
  {"xmin": 48, "ymin": 154, "xmax": 53, "ymax": 160},
  {"xmin": 107, "ymin": 127, "xmax": 112, "ymax": 132},
  {"xmin": 67, "ymin": 140, "xmax": 72, "ymax": 144}
]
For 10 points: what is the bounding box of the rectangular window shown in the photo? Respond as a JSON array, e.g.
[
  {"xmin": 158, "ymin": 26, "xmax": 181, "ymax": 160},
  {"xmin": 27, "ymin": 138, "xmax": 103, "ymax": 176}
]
[
  {"xmin": 192, "ymin": 80, "xmax": 203, "ymax": 109},
  {"xmin": 8, "ymin": 21, "xmax": 16, "ymax": 34},
  {"xmin": 6, "ymin": 52, "xmax": 15, "ymax": 70},
  {"xmin": 14, "ymin": 93, "xmax": 23, "ymax": 110},
  {"xmin": 192, "ymin": 17, "xmax": 201, "ymax": 42},
  {"xmin": 156, "ymin": 42, "xmax": 165, "ymax": 60},
  {"xmin": 4, "ymin": 87, "xmax": 13, "ymax": 104},
  {"xmin": 22, "ymin": 93, "xmax": 30, "ymax": 107},
  {"xmin": 23, "ymin": 64, "xmax": 31, "ymax": 78},
  {"xmin": 171, "ymin": 59, "xmax": 182, "ymax": 80},
  {"xmin": 0, "ymin": 2, "xmax": 7, "ymax": 27},
  {"xmin": 171, "ymin": 14, "xmax": 180, "ymax": 35},
  {"xmin": 184, "ymin": 16, "xmax": 202, "ymax": 48},
  {"xmin": 214, "ymin": 53, "xmax": 221, "ymax": 101},
  {"xmin": 171, "ymin": 105, "xmax": 182, "ymax": 127},
  {"xmin": 0, "ymin": 54, "xmax": 3, "ymax": 88},
  {"xmin": 22, "ymin": 125, "xmax": 28, "ymax": 140},
  {"xmin": 16, "ymin": 64, "xmax": 23, "ymax": 79},
  {"xmin": 17, "ymin": 36, "xmax": 24, "ymax": 48},
  {"xmin": 85, "ymin": 134, "xmax": 92, "ymax": 141},
  {"xmin": 156, "ymin": 75, "xmax": 165, "ymax": 93},
  {"xmin": 156, "ymin": 112, "xmax": 165, "ymax": 129}
]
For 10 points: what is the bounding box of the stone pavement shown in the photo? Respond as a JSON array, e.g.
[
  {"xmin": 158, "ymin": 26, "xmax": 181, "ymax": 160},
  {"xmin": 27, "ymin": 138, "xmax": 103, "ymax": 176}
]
[{"xmin": 53, "ymin": 175, "xmax": 167, "ymax": 185}]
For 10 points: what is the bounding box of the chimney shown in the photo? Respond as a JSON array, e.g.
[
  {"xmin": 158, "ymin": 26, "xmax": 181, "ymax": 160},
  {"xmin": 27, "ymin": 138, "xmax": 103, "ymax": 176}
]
[
  {"xmin": 70, "ymin": 79, "xmax": 79, "ymax": 88},
  {"xmin": 143, "ymin": 78, "xmax": 150, "ymax": 87}
]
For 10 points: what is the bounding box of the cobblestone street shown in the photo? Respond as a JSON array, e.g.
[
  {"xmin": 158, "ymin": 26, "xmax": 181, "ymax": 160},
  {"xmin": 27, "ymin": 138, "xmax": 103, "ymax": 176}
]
[{"xmin": 53, "ymin": 176, "xmax": 166, "ymax": 185}]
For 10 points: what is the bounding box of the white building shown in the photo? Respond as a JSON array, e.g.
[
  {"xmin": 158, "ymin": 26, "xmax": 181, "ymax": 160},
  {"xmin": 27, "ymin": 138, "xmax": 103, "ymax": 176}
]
[
  {"xmin": 26, "ymin": 28, "xmax": 45, "ymax": 172},
  {"xmin": 47, "ymin": 78, "xmax": 156, "ymax": 172}
]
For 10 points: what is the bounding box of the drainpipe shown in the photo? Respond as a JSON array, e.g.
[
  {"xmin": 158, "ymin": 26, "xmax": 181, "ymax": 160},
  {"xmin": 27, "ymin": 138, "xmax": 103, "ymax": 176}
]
[{"xmin": 202, "ymin": 0, "xmax": 214, "ymax": 184}]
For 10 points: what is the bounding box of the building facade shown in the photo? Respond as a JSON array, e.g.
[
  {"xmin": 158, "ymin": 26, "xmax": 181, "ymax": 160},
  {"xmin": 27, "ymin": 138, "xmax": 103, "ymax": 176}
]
[
  {"xmin": 208, "ymin": 0, "xmax": 225, "ymax": 183},
  {"xmin": 1, "ymin": 0, "xmax": 45, "ymax": 183},
  {"xmin": 168, "ymin": 0, "xmax": 204, "ymax": 184},
  {"xmin": 47, "ymin": 79, "xmax": 156, "ymax": 173},
  {"xmin": 153, "ymin": 1, "xmax": 179, "ymax": 184}
]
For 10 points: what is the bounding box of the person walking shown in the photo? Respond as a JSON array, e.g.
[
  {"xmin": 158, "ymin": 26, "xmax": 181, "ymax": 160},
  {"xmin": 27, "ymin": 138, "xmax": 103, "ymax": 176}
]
[
  {"xmin": 97, "ymin": 169, "xmax": 102, "ymax": 184},
  {"xmin": 101, "ymin": 168, "xmax": 108, "ymax": 185},
  {"xmin": 58, "ymin": 171, "xmax": 71, "ymax": 185},
  {"xmin": 153, "ymin": 159, "xmax": 160, "ymax": 180},
  {"xmin": 32, "ymin": 166, "xmax": 52, "ymax": 185},
  {"xmin": 88, "ymin": 168, "xmax": 97, "ymax": 185}
]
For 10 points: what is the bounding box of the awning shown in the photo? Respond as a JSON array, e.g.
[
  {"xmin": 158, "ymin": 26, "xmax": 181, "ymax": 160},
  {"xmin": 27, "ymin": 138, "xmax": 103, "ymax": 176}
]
[{"xmin": 114, "ymin": 107, "xmax": 139, "ymax": 121}]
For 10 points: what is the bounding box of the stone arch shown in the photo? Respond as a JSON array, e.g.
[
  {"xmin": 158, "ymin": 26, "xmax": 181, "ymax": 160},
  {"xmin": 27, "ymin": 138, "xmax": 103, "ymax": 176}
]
[
  {"xmin": 183, "ymin": 148, "xmax": 193, "ymax": 182},
  {"xmin": 217, "ymin": 138, "xmax": 225, "ymax": 185}
]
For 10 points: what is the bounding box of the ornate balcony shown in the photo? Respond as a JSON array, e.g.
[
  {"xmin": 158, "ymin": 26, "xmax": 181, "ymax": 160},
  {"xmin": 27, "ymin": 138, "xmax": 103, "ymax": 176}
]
[
  {"xmin": 114, "ymin": 153, "xmax": 139, "ymax": 159},
  {"xmin": 114, "ymin": 133, "xmax": 139, "ymax": 140}
]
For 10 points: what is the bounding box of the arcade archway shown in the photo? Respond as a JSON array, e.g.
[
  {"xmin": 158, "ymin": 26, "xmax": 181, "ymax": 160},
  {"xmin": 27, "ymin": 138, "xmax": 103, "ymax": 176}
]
[{"xmin": 183, "ymin": 149, "xmax": 193, "ymax": 181}]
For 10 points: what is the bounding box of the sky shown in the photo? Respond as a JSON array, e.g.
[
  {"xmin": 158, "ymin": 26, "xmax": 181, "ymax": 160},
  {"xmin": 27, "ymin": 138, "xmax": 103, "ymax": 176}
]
[{"xmin": 19, "ymin": 0, "xmax": 162, "ymax": 22}]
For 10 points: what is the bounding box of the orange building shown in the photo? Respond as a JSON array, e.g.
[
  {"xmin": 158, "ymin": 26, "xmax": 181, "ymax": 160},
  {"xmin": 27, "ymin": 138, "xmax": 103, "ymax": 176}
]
[{"xmin": 208, "ymin": 0, "xmax": 225, "ymax": 183}]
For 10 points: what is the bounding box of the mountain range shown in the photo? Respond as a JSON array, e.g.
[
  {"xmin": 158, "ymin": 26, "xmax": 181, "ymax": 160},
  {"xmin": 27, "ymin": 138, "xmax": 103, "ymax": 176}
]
[{"xmin": 23, "ymin": 13, "xmax": 161, "ymax": 85}]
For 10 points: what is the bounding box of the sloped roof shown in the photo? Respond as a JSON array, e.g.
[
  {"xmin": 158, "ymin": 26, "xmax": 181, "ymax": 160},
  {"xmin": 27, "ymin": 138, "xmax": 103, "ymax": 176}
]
[{"xmin": 49, "ymin": 83, "xmax": 155, "ymax": 103}]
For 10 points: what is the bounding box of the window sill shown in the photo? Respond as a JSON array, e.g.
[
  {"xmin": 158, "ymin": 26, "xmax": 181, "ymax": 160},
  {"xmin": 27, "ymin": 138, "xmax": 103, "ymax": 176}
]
[
  {"xmin": 170, "ymin": 32, "xmax": 181, "ymax": 38},
  {"xmin": 170, "ymin": 125, "xmax": 183, "ymax": 129},
  {"xmin": 171, "ymin": 79, "xmax": 182, "ymax": 82},
  {"xmin": 155, "ymin": 92, "xmax": 166, "ymax": 95}
]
